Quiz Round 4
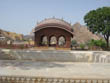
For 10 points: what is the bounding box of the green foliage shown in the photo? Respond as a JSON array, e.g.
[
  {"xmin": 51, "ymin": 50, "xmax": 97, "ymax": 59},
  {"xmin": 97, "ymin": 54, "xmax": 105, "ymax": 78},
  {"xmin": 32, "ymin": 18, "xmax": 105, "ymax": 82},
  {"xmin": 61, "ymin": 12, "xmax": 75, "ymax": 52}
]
[
  {"xmin": 84, "ymin": 7, "xmax": 110, "ymax": 47},
  {"xmin": 71, "ymin": 40, "xmax": 77, "ymax": 46},
  {"xmin": 22, "ymin": 39, "xmax": 27, "ymax": 41},
  {"xmin": 87, "ymin": 39, "xmax": 106, "ymax": 48},
  {"xmin": 80, "ymin": 44, "xmax": 85, "ymax": 50}
]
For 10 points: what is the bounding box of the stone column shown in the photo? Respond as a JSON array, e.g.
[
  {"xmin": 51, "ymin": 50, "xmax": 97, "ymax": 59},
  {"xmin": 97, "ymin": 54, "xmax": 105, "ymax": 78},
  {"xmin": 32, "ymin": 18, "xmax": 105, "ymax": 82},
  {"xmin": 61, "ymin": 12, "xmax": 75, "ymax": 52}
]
[
  {"xmin": 65, "ymin": 36, "xmax": 71, "ymax": 48},
  {"xmin": 47, "ymin": 36, "xmax": 49, "ymax": 47},
  {"xmin": 56, "ymin": 37, "xmax": 58, "ymax": 47}
]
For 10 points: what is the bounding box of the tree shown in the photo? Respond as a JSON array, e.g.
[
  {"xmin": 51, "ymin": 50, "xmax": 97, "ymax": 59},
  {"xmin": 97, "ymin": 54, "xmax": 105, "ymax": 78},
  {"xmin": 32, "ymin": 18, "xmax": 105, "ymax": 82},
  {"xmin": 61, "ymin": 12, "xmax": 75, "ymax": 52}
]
[{"xmin": 84, "ymin": 7, "xmax": 110, "ymax": 48}]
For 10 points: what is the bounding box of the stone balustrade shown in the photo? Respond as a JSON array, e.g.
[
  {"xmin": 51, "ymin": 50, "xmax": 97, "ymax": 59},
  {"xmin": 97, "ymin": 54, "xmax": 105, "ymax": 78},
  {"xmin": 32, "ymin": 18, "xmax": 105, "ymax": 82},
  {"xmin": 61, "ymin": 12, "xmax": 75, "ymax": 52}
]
[{"xmin": 0, "ymin": 76, "xmax": 110, "ymax": 83}]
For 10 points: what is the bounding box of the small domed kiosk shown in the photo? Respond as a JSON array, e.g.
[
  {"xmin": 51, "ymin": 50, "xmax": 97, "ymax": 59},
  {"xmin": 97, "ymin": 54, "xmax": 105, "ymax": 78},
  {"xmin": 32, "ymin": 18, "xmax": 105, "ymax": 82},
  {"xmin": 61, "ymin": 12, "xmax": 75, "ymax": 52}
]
[{"xmin": 34, "ymin": 18, "xmax": 73, "ymax": 48}]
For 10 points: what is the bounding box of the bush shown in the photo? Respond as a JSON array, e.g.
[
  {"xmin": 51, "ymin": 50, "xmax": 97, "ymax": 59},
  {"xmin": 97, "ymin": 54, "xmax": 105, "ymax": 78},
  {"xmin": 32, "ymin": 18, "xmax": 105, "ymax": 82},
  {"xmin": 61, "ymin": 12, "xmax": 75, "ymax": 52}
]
[
  {"xmin": 87, "ymin": 39, "xmax": 106, "ymax": 48},
  {"xmin": 80, "ymin": 44, "xmax": 85, "ymax": 50},
  {"xmin": 71, "ymin": 40, "xmax": 77, "ymax": 46},
  {"xmin": 19, "ymin": 45, "xmax": 25, "ymax": 49}
]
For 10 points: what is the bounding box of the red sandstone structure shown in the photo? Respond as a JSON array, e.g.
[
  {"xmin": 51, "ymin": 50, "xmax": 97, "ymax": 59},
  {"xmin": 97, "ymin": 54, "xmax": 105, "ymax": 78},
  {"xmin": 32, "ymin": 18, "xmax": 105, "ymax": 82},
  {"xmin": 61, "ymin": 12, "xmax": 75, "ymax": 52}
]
[{"xmin": 34, "ymin": 18, "xmax": 73, "ymax": 48}]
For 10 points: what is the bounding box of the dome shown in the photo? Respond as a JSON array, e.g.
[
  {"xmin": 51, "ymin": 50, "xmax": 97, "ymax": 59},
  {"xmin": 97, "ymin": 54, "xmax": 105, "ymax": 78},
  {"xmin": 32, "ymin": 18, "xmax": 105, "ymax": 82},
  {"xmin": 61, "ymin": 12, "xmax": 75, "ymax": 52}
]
[
  {"xmin": 34, "ymin": 18, "xmax": 73, "ymax": 34},
  {"xmin": 37, "ymin": 18, "xmax": 71, "ymax": 28}
]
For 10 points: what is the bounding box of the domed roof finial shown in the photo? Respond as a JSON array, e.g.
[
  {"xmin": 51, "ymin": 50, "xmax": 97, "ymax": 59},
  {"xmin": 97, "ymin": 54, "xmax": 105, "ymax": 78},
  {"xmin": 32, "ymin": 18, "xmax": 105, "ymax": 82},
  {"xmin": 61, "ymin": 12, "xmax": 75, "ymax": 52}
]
[
  {"xmin": 61, "ymin": 17, "xmax": 64, "ymax": 21},
  {"xmin": 37, "ymin": 21, "xmax": 39, "ymax": 24},
  {"xmin": 70, "ymin": 21, "xmax": 71, "ymax": 25},
  {"xmin": 52, "ymin": 16, "xmax": 55, "ymax": 19}
]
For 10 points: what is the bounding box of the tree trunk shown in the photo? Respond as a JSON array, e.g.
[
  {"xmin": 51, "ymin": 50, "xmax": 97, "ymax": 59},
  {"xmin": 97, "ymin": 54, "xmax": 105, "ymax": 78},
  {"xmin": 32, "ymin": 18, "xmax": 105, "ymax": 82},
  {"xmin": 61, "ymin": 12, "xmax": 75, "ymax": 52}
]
[
  {"xmin": 106, "ymin": 37, "xmax": 109, "ymax": 48},
  {"xmin": 104, "ymin": 35, "xmax": 109, "ymax": 48},
  {"xmin": 106, "ymin": 39, "xmax": 109, "ymax": 48}
]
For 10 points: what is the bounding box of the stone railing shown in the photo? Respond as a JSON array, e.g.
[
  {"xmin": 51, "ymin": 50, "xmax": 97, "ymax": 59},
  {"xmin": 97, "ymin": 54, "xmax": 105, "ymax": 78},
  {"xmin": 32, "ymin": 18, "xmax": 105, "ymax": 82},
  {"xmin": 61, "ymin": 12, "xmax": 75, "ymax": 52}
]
[{"xmin": 0, "ymin": 76, "xmax": 110, "ymax": 83}]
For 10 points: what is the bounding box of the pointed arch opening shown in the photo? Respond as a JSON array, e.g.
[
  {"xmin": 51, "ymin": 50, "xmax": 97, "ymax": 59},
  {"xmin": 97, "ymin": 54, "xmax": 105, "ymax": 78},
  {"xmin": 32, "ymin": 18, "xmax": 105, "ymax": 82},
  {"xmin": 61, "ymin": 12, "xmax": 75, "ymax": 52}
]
[
  {"xmin": 49, "ymin": 36, "xmax": 57, "ymax": 47},
  {"xmin": 40, "ymin": 35, "xmax": 48, "ymax": 46},
  {"xmin": 58, "ymin": 36, "xmax": 66, "ymax": 46}
]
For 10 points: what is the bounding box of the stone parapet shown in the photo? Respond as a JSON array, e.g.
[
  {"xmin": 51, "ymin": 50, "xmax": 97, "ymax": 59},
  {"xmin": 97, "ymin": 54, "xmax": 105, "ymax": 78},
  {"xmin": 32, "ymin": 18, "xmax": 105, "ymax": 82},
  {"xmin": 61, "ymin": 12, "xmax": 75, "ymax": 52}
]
[{"xmin": 1, "ymin": 49, "xmax": 110, "ymax": 63}]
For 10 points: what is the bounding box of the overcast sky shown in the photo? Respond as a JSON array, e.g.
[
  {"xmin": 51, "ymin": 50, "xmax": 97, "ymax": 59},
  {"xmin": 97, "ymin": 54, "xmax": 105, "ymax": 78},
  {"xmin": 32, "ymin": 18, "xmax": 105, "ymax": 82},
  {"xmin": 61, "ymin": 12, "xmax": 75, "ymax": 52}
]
[{"xmin": 0, "ymin": 0, "xmax": 110, "ymax": 35}]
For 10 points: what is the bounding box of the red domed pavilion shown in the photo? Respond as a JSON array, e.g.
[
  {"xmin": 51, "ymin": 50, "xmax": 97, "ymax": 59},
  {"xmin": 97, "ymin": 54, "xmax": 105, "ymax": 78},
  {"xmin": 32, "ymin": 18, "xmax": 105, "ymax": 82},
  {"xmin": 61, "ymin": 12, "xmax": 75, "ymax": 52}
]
[{"xmin": 34, "ymin": 18, "xmax": 73, "ymax": 48}]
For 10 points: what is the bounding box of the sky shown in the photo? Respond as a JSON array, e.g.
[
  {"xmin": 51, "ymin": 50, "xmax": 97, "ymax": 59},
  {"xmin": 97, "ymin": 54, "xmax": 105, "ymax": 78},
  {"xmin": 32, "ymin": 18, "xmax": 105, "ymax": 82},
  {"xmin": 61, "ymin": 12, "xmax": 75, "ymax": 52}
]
[{"xmin": 0, "ymin": 0, "xmax": 110, "ymax": 35}]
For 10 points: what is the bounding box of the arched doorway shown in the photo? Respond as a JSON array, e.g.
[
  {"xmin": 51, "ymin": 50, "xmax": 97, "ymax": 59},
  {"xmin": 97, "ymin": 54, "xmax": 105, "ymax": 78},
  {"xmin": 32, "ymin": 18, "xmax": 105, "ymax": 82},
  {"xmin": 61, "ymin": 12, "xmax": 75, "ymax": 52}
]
[
  {"xmin": 58, "ymin": 36, "xmax": 66, "ymax": 46},
  {"xmin": 49, "ymin": 36, "xmax": 57, "ymax": 47},
  {"xmin": 40, "ymin": 35, "xmax": 48, "ymax": 46}
]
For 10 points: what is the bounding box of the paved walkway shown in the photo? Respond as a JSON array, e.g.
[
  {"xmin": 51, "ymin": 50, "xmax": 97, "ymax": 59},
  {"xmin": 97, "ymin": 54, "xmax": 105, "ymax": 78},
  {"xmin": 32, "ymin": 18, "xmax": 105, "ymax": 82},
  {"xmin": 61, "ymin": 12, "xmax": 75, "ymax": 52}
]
[{"xmin": 0, "ymin": 60, "xmax": 110, "ymax": 79}]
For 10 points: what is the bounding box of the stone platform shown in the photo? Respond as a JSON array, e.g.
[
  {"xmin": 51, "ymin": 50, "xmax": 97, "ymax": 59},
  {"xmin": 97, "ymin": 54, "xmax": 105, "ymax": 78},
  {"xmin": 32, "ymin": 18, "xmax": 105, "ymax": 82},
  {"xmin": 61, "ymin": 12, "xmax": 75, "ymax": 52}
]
[{"xmin": 0, "ymin": 60, "xmax": 110, "ymax": 79}]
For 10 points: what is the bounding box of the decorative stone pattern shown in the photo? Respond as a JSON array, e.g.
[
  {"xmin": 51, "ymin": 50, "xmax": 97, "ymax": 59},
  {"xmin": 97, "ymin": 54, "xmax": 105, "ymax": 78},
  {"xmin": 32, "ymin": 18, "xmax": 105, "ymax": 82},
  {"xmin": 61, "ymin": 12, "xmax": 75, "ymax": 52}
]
[{"xmin": 0, "ymin": 76, "xmax": 110, "ymax": 83}]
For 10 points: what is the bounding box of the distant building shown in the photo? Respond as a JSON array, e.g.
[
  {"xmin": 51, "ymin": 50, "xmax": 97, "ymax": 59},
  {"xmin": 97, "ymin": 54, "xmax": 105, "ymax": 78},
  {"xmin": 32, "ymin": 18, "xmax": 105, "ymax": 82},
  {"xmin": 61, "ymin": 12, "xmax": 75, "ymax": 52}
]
[{"xmin": 0, "ymin": 36, "xmax": 6, "ymax": 41}]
